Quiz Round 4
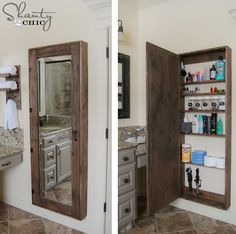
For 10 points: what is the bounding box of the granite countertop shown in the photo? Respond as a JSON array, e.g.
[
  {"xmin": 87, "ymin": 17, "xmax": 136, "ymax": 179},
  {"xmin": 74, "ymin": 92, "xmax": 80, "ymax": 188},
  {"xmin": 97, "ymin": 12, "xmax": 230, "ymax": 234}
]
[
  {"xmin": 39, "ymin": 126, "xmax": 71, "ymax": 136},
  {"xmin": 118, "ymin": 141, "xmax": 137, "ymax": 150},
  {"xmin": 0, "ymin": 144, "xmax": 23, "ymax": 160}
]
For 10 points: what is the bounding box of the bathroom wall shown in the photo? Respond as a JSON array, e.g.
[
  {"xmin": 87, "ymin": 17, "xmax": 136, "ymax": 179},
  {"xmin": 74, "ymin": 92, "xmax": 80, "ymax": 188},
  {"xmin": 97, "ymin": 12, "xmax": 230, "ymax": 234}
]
[
  {"xmin": 118, "ymin": 0, "xmax": 140, "ymax": 127},
  {"xmin": 137, "ymin": 0, "xmax": 236, "ymax": 225},
  {"xmin": 0, "ymin": 1, "xmax": 109, "ymax": 233}
]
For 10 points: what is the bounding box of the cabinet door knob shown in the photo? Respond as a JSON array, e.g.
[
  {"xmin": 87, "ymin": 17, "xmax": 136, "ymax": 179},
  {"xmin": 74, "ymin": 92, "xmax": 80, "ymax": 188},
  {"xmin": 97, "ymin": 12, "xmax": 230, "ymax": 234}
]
[
  {"xmin": 123, "ymin": 156, "xmax": 129, "ymax": 161},
  {"xmin": 124, "ymin": 178, "xmax": 129, "ymax": 184},
  {"xmin": 124, "ymin": 208, "xmax": 130, "ymax": 213}
]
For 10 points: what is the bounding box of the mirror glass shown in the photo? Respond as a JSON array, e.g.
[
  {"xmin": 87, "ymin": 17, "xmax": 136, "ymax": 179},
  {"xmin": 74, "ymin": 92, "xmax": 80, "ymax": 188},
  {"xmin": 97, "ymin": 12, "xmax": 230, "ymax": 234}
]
[
  {"xmin": 118, "ymin": 62, "xmax": 123, "ymax": 110},
  {"xmin": 118, "ymin": 53, "xmax": 130, "ymax": 119},
  {"xmin": 38, "ymin": 55, "xmax": 72, "ymax": 206}
]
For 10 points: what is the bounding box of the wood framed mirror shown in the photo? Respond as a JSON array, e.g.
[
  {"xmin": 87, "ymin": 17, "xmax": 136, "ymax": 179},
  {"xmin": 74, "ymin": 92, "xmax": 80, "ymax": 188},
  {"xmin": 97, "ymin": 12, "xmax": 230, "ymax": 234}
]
[
  {"xmin": 29, "ymin": 41, "xmax": 88, "ymax": 220},
  {"xmin": 118, "ymin": 53, "xmax": 130, "ymax": 119}
]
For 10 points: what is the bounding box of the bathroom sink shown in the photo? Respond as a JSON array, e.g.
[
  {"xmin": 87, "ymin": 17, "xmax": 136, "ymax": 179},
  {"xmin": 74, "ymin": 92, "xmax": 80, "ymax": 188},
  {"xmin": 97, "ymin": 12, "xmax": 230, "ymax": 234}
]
[
  {"xmin": 40, "ymin": 126, "xmax": 63, "ymax": 131},
  {"xmin": 39, "ymin": 126, "xmax": 65, "ymax": 135},
  {"xmin": 125, "ymin": 136, "xmax": 146, "ymax": 144}
]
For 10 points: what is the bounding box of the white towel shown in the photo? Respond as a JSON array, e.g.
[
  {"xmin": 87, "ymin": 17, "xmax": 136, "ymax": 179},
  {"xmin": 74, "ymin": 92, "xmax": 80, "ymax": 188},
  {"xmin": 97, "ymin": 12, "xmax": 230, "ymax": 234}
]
[
  {"xmin": 4, "ymin": 99, "xmax": 19, "ymax": 130},
  {"xmin": 0, "ymin": 66, "xmax": 17, "ymax": 75},
  {"xmin": 0, "ymin": 81, "xmax": 17, "ymax": 90}
]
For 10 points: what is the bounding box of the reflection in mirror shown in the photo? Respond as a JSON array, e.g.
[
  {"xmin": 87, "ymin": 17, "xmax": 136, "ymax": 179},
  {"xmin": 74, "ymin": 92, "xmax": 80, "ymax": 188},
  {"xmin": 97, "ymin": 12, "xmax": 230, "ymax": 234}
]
[
  {"xmin": 118, "ymin": 63, "xmax": 123, "ymax": 110},
  {"xmin": 118, "ymin": 53, "xmax": 130, "ymax": 119},
  {"xmin": 38, "ymin": 55, "xmax": 72, "ymax": 206}
]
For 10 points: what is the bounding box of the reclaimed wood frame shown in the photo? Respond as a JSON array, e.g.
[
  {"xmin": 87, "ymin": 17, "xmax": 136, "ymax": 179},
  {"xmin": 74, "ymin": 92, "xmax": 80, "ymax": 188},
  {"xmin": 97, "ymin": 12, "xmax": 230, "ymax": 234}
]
[{"xmin": 29, "ymin": 41, "xmax": 88, "ymax": 220}]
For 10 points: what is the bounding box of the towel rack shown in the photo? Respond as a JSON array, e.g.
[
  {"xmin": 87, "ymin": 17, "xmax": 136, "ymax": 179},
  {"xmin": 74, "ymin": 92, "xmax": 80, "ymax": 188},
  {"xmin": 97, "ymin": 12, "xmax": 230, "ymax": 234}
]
[{"xmin": 0, "ymin": 65, "xmax": 21, "ymax": 109}]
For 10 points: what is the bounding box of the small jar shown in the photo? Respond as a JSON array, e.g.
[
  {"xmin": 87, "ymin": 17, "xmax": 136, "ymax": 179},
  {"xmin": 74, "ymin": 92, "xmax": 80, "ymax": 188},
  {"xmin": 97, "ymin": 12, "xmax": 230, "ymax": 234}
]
[
  {"xmin": 187, "ymin": 97, "xmax": 194, "ymax": 110},
  {"xmin": 194, "ymin": 97, "xmax": 202, "ymax": 110},
  {"xmin": 210, "ymin": 96, "xmax": 218, "ymax": 110},
  {"xmin": 218, "ymin": 95, "xmax": 226, "ymax": 110},
  {"xmin": 202, "ymin": 96, "xmax": 209, "ymax": 110}
]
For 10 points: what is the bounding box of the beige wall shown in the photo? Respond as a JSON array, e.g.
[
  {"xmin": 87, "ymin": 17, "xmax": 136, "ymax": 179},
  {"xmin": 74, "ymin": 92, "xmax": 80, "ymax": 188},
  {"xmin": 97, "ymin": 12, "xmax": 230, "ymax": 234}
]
[
  {"xmin": 118, "ymin": 0, "xmax": 140, "ymax": 127},
  {"xmin": 0, "ymin": 1, "xmax": 109, "ymax": 233},
  {"xmin": 136, "ymin": 0, "xmax": 236, "ymax": 224}
]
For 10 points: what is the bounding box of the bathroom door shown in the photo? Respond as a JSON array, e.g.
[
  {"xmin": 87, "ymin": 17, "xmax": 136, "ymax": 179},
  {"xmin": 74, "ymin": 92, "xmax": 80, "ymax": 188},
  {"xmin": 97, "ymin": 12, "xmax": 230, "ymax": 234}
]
[{"xmin": 146, "ymin": 42, "xmax": 181, "ymax": 216}]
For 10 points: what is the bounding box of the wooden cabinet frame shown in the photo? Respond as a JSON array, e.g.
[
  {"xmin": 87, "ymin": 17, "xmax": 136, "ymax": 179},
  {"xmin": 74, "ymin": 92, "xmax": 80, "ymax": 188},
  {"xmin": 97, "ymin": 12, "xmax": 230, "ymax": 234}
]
[
  {"xmin": 146, "ymin": 43, "xmax": 231, "ymax": 216},
  {"xmin": 29, "ymin": 41, "xmax": 88, "ymax": 220}
]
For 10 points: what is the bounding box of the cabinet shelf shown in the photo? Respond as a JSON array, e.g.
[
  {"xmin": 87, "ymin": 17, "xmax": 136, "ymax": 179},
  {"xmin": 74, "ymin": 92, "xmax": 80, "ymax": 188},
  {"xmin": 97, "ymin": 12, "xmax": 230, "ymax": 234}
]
[
  {"xmin": 182, "ymin": 92, "xmax": 225, "ymax": 97},
  {"xmin": 181, "ymin": 187, "xmax": 225, "ymax": 209},
  {"xmin": 182, "ymin": 80, "xmax": 225, "ymax": 86},
  {"xmin": 182, "ymin": 162, "xmax": 225, "ymax": 170},
  {"xmin": 182, "ymin": 133, "xmax": 225, "ymax": 138},
  {"xmin": 183, "ymin": 110, "xmax": 225, "ymax": 113},
  {"xmin": 0, "ymin": 65, "xmax": 21, "ymax": 109}
]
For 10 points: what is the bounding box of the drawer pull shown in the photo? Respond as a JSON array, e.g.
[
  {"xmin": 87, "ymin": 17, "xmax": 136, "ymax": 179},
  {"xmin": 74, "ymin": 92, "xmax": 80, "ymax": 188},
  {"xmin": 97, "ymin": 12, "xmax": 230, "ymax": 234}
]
[
  {"xmin": 1, "ymin": 161, "xmax": 11, "ymax": 167},
  {"xmin": 124, "ymin": 178, "xmax": 129, "ymax": 184},
  {"xmin": 48, "ymin": 140, "xmax": 54, "ymax": 144},
  {"xmin": 123, "ymin": 156, "xmax": 129, "ymax": 162},
  {"xmin": 124, "ymin": 208, "xmax": 130, "ymax": 213}
]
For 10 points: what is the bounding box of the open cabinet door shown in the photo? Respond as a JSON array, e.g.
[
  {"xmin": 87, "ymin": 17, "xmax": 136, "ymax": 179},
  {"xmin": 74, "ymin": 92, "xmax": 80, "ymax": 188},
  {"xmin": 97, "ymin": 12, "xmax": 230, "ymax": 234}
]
[{"xmin": 146, "ymin": 42, "xmax": 180, "ymax": 216}]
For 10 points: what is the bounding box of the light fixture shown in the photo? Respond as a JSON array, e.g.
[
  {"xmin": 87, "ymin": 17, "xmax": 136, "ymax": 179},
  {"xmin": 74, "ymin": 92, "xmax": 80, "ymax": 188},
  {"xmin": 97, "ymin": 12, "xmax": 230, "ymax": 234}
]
[
  {"xmin": 229, "ymin": 8, "xmax": 236, "ymax": 20},
  {"xmin": 118, "ymin": 19, "xmax": 125, "ymax": 41}
]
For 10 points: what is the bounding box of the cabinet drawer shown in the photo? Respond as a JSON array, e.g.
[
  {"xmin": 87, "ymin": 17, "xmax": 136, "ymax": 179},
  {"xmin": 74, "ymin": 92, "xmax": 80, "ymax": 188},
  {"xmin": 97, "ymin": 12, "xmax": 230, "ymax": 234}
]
[
  {"xmin": 56, "ymin": 129, "xmax": 72, "ymax": 143},
  {"xmin": 0, "ymin": 154, "xmax": 22, "ymax": 172},
  {"xmin": 136, "ymin": 143, "xmax": 146, "ymax": 155},
  {"xmin": 42, "ymin": 135, "xmax": 56, "ymax": 148},
  {"xmin": 118, "ymin": 148, "xmax": 135, "ymax": 166},
  {"xmin": 42, "ymin": 146, "xmax": 56, "ymax": 168},
  {"xmin": 43, "ymin": 165, "xmax": 56, "ymax": 191},
  {"xmin": 118, "ymin": 190, "xmax": 136, "ymax": 227},
  {"xmin": 118, "ymin": 163, "xmax": 135, "ymax": 195},
  {"xmin": 137, "ymin": 154, "xmax": 147, "ymax": 168}
]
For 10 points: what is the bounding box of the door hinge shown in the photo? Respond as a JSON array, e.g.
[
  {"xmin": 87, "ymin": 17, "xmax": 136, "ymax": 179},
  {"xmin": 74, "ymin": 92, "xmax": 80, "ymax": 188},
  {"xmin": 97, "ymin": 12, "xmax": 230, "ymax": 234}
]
[
  {"xmin": 32, "ymin": 189, "xmax": 35, "ymax": 194},
  {"xmin": 106, "ymin": 47, "xmax": 109, "ymax": 58},
  {"xmin": 103, "ymin": 202, "xmax": 107, "ymax": 212},
  {"xmin": 105, "ymin": 128, "xmax": 108, "ymax": 139},
  {"xmin": 29, "ymin": 107, "xmax": 32, "ymax": 113},
  {"xmin": 29, "ymin": 67, "xmax": 32, "ymax": 73},
  {"xmin": 30, "ymin": 148, "xmax": 33, "ymax": 153}
]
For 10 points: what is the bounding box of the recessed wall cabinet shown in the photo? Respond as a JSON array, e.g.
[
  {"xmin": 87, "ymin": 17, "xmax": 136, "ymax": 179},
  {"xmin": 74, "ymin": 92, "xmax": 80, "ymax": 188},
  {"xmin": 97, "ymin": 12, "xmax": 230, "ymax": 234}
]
[
  {"xmin": 29, "ymin": 41, "xmax": 88, "ymax": 220},
  {"xmin": 146, "ymin": 43, "xmax": 231, "ymax": 216}
]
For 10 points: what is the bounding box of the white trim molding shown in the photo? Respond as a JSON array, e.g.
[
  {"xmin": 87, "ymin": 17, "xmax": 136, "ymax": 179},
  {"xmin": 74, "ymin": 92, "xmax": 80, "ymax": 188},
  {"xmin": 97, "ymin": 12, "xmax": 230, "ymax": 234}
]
[{"xmin": 83, "ymin": 0, "xmax": 111, "ymax": 28}]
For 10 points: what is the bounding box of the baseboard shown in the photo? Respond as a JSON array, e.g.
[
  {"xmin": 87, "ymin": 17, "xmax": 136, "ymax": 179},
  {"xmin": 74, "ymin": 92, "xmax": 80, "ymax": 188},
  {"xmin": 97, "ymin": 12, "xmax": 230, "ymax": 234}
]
[
  {"xmin": 171, "ymin": 198, "xmax": 236, "ymax": 226},
  {"xmin": 0, "ymin": 192, "xmax": 99, "ymax": 234}
]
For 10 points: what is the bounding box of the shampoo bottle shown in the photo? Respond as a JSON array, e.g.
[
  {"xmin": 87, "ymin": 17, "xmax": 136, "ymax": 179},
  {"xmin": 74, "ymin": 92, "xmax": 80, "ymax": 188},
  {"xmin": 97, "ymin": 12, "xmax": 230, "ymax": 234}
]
[
  {"xmin": 217, "ymin": 116, "xmax": 223, "ymax": 135},
  {"xmin": 198, "ymin": 115, "xmax": 203, "ymax": 134},
  {"xmin": 192, "ymin": 115, "xmax": 199, "ymax": 134},
  {"xmin": 215, "ymin": 56, "xmax": 225, "ymax": 80}
]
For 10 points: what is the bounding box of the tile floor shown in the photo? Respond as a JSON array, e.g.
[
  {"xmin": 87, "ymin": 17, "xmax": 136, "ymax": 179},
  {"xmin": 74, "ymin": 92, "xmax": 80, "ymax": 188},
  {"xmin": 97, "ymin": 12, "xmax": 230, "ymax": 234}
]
[
  {"xmin": 127, "ymin": 205, "xmax": 236, "ymax": 234},
  {"xmin": 0, "ymin": 202, "xmax": 84, "ymax": 234},
  {"xmin": 46, "ymin": 179, "xmax": 72, "ymax": 206}
]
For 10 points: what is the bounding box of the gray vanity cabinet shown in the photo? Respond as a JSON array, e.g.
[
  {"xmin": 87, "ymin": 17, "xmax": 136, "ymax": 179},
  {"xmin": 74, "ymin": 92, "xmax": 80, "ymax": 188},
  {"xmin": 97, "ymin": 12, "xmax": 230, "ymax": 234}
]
[
  {"xmin": 57, "ymin": 141, "xmax": 72, "ymax": 183},
  {"xmin": 40, "ymin": 128, "xmax": 72, "ymax": 193},
  {"xmin": 118, "ymin": 147, "xmax": 137, "ymax": 230}
]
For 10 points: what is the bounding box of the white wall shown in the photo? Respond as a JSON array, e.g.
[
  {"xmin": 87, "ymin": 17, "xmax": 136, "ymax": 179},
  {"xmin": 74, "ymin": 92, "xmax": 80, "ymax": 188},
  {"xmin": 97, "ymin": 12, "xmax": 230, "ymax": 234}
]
[
  {"xmin": 137, "ymin": 0, "xmax": 236, "ymax": 225},
  {"xmin": 0, "ymin": 1, "xmax": 109, "ymax": 233},
  {"xmin": 118, "ymin": 0, "xmax": 140, "ymax": 127}
]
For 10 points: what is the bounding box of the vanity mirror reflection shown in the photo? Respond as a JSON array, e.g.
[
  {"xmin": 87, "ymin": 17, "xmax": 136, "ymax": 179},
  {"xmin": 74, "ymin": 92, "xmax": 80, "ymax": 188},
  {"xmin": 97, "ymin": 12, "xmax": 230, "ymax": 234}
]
[
  {"xmin": 29, "ymin": 42, "xmax": 88, "ymax": 219},
  {"xmin": 118, "ymin": 53, "xmax": 130, "ymax": 119}
]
